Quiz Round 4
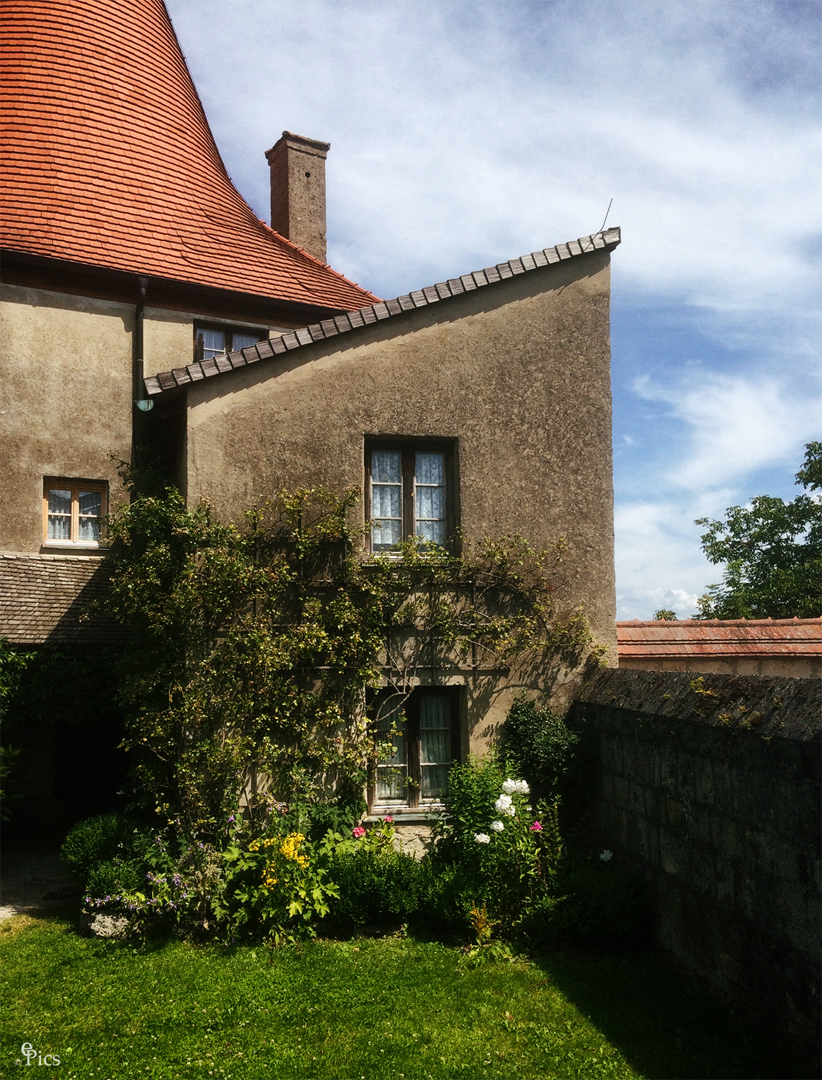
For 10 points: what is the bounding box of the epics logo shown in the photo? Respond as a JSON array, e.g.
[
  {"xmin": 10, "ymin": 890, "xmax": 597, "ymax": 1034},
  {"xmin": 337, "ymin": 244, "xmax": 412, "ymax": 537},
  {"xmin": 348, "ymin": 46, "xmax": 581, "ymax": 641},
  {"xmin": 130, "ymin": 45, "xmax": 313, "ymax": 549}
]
[{"xmin": 19, "ymin": 1043, "xmax": 61, "ymax": 1067}]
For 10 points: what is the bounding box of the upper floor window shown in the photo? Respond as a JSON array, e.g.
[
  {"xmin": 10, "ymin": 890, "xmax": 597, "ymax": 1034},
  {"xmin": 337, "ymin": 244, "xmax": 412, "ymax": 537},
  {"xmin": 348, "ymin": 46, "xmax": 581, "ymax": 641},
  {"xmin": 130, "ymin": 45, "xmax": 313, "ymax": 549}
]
[
  {"xmin": 194, "ymin": 323, "xmax": 266, "ymax": 361},
  {"xmin": 367, "ymin": 441, "xmax": 455, "ymax": 552},
  {"xmin": 43, "ymin": 479, "xmax": 107, "ymax": 546}
]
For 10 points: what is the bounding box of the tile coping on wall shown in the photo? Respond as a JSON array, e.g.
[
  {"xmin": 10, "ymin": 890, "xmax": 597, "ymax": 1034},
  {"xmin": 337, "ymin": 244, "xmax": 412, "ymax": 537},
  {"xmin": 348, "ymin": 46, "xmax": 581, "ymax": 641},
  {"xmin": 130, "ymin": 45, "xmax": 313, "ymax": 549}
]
[{"xmin": 144, "ymin": 227, "xmax": 621, "ymax": 398}]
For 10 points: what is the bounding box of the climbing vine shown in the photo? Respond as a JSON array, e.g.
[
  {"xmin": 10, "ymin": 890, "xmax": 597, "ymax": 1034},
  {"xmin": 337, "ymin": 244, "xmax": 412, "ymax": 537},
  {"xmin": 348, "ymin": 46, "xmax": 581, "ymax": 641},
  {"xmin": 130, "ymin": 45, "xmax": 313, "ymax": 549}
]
[{"xmin": 97, "ymin": 470, "xmax": 598, "ymax": 840}]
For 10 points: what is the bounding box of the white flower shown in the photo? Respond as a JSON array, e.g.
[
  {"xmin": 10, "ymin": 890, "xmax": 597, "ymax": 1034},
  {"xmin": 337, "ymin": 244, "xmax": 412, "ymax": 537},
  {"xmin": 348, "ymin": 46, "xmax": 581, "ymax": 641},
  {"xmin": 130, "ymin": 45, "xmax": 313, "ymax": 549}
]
[
  {"xmin": 474, "ymin": 833, "xmax": 491, "ymax": 844},
  {"xmin": 502, "ymin": 778, "xmax": 530, "ymax": 796},
  {"xmin": 599, "ymin": 849, "xmax": 613, "ymax": 862},
  {"xmin": 490, "ymin": 820, "xmax": 504, "ymax": 832},
  {"xmin": 494, "ymin": 794, "xmax": 515, "ymax": 817}
]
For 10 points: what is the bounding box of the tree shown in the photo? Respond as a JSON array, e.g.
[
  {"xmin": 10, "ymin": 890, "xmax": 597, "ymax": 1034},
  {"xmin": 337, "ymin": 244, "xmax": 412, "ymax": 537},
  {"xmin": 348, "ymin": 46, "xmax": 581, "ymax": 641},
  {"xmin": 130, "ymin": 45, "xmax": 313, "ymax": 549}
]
[
  {"xmin": 694, "ymin": 442, "xmax": 822, "ymax": 620},
  {"xmin": 98, "ymin": 474, "xmax": 597, "ymax": 840},
  {"xmin": 653, "ymin": 609, "xmax": 678, "ymax": 621}
]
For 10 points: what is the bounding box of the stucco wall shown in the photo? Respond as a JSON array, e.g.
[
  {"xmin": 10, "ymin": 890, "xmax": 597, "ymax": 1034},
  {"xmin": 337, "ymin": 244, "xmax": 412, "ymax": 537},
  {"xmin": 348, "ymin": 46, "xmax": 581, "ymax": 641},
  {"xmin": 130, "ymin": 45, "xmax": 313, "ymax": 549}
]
[
  {"xmin": 183, "ymin": 251, "xmax": 617, "ymax": 728},
  {"xmin": 0, "ymin": 284, "xmax": 132, "ymax": 551},
  {"xmin": 0, "ymin": 285, "xmax": 295, "ymax": 551},
  {"xmin": 571, "ymin": 668, "xmax": 821, "ymax": 1060},
  {"xmin": 142, "ymin": 307, "xmax": 282, "ymax": 379}
]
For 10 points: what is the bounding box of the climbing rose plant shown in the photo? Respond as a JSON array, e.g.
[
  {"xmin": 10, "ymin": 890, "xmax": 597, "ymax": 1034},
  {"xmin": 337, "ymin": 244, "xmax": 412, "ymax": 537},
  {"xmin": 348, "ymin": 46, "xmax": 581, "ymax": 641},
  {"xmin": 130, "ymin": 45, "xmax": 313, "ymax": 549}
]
[{"xmin": 99, "ymin": 471, "xmax": 598, "ymax": 843}]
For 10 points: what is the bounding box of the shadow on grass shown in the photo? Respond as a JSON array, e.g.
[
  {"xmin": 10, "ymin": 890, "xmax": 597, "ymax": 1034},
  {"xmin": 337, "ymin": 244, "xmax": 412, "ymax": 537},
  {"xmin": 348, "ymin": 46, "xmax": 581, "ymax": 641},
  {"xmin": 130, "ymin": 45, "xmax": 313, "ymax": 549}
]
[{"xmin": 530, "ymin": 948, "xmax": 817, "ymax": 1080}]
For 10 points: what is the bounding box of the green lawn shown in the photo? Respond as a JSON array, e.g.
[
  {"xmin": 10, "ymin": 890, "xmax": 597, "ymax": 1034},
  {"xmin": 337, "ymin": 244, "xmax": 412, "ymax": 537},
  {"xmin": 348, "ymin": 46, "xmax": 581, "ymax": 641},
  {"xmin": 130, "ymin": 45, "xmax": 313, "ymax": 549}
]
[{"xmin": 0, "ymin": 913, "xmax": 807, "ymax": 1080}]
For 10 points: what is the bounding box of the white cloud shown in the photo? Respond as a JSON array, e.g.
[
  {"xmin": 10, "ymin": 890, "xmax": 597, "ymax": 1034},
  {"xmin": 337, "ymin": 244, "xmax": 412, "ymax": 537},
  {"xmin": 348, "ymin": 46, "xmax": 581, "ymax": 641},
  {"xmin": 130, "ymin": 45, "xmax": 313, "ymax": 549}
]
[
  {"xmin": 164, "ymin": 0, "xmax": 820, "ymax": 621},
  {"xmin": 614, "ymin": 502, "xmax": 714, "ymax": 620},
  {"xmin": 168, "ymin": 0, "xmax": 821, "ymax": 313},
  {"xmin": 634, "ymin": 372, "xmax": 822, "ymax": 493}
]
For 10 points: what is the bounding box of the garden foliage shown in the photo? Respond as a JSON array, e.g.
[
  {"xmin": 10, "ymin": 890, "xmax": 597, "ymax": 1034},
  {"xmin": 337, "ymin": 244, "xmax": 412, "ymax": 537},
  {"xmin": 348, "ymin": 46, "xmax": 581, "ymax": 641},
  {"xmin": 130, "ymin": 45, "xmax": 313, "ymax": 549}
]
[
  {"xmin": 54, "ymin": 473, "xmax": 631, "ymax": 951},
  {"xmin": 66, "ymin": 739, "xmax": 646, "ymax": 951},
  {"xmin": 503, "ymin": 695, "xmax": 580, "ymax": 804},
  {"xmin": 695, "ymin": 441, "xmax": 822, "ymax": 619},
  {"xmin": 98, "ymin": 470, "xmax": 595, "ymax": 843}
]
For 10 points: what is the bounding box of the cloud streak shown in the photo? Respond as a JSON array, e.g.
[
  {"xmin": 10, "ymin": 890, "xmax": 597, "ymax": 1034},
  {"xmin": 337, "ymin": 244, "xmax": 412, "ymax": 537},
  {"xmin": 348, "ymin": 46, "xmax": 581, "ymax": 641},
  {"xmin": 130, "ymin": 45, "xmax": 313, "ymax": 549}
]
[{"xmin": 166, "ymin": 0, "xmax": 821, "ymax": 619}]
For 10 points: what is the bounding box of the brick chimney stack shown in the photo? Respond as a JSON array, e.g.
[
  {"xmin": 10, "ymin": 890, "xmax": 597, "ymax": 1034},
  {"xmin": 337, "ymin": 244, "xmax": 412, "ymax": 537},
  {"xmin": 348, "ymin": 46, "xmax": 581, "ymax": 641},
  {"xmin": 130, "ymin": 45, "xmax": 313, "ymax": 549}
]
[{"xmin": 265, "ymin": 132, "xmax": 330, "ymax": 263}]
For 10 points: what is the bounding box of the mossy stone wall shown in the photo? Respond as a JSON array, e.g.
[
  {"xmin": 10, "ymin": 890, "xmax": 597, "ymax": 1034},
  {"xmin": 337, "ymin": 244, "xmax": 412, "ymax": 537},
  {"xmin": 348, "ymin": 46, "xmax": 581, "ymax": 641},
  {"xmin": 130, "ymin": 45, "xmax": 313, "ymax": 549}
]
[{"xmin": 571, "ymin": 668, "xmax": 821, "ymax": 1059}]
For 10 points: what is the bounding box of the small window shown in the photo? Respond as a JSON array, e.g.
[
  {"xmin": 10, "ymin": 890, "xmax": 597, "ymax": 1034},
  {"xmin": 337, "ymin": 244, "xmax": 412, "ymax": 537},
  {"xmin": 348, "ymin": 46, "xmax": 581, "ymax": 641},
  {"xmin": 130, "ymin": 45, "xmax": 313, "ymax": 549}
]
[
  {"xmin": 367, "ymin": 441, "xmax": 455, "ymax": 551},
  {"xmin": 43, "ymin": 479, "xmax": 107, "ymax": 546},
  {"xmin": 370, "ymin": 688, "xmax": 461, "ymax": 811},
  {"xmin": 194, "ymin": 323, "xmax": 266, "ymax": 361}
]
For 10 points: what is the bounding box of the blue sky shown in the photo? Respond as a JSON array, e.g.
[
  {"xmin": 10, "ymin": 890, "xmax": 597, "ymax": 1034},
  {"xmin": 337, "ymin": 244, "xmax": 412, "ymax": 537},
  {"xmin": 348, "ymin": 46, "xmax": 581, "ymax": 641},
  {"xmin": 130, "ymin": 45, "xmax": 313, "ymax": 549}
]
[{"xmin": 166, "ymin": 0, "xmax": 821, "ymax": 620}]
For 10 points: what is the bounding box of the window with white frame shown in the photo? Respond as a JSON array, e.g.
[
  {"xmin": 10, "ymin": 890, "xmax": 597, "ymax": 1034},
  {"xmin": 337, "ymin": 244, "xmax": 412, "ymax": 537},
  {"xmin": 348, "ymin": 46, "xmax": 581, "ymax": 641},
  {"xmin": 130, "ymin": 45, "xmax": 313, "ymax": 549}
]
[
  {"xmin": 43, "ymin": 479, "xmax": 107, "ymax": 546},
  {"xmin": 367, "ymin": 442, "xmax": 455, "ymax": 552},
  {"xmin": 370, "ymin": 688, "xmax": 460, "ymax": 811}
]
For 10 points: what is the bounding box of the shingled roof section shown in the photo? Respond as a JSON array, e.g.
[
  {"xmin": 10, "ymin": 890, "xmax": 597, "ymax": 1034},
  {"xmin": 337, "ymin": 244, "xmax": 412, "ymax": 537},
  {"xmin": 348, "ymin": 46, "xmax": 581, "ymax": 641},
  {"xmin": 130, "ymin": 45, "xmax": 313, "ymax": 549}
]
[
  {"xmin": 0, "ymin": 0, "xmax": 378, "ymax": 311},
  {"xmin": 617, "ymin": 618, "xmax": 822, "ymax": 659},
  {"xmin": 0, "ymin": 553, "xmax": 117, "ymax": 645},
  {"xmin": 144, "ymin": 227, "xmax": 621, "ymax": 396}
]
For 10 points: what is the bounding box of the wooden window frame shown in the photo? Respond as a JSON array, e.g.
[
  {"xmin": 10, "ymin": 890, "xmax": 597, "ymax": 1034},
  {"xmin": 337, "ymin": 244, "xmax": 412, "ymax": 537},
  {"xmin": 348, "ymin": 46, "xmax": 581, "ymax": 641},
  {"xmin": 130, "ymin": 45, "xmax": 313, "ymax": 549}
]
[
  {"xmin": 43, "ymin": 478, "xmax": 107, "ymax": 547},
  {"xmin": 365, "ymin": 439, "xmax": 456, "ymax": 553},
  {"xmin": 193, "ymin": 322, "xmax": 267, "ymax": 361},
  {"xmin": 368, "ymin": 686, "xmax": 462, "ymax": 813}
]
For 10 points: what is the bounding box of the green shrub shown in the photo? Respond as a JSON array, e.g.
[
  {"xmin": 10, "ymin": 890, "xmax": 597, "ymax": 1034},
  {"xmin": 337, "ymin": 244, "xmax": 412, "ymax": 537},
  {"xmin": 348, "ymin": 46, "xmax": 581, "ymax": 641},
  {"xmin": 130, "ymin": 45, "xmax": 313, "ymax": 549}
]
[
  {"xmin": 513, "ymin": 857, "xmax": 651, "ymax": 949},
  {"xmin": 61, "ymin": 812, "xmax": 145, "ymax": 888},
  {"xmin": 431, "ymin": 757, "xmax": 563, "ymax": 933},
  {"xmin": 503, "ymin": 696, "xmax": 579, "ymax": 804},
  {"xmin": 281, "ymin": 797, "xmax": 365, "ymax": 845},
  {"xmin": 85, "ymin": 858, "xmax": 143, "ymax": 900},
  {"xmin": 325, "ymin": 846, "xmax": 428, "ymax": 929}
]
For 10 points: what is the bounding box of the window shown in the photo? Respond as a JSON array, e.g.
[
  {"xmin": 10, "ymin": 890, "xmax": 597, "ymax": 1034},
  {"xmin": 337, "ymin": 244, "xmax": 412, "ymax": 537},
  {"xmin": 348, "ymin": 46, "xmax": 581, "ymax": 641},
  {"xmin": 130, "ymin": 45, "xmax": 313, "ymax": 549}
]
[
  {"xmin": 194, "ymin": 323, "xmax": 266, "ymax": 361},
  {"xmin": 367, "ymin": 442, "xmax": 455, "ymax": 551},
  {"xmin": 43, "ymin": 479, "xmax": 107, "ymax": 546},
  {"xmin": 370, "ymin": 688, "xmax": 461, "ymax": 811}
]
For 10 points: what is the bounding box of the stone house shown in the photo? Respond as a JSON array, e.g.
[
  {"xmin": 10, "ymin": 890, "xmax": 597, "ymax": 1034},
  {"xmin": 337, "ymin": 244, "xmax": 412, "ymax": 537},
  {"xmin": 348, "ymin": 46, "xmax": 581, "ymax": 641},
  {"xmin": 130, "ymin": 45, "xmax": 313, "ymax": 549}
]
[{"xmin": 1, "ymin": 0, "xmax": 620, "ymax": 827}]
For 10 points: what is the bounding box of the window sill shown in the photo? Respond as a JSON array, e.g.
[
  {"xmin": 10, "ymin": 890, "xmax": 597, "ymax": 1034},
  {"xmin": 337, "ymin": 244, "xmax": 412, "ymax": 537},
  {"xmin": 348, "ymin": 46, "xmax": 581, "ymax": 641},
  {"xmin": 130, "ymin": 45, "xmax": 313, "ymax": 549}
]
[
  {"xmin": 366, "ymin": 807, "xmax": 445, "ymax": 824},
  {"xmin": 41, "ymin": 542, "xmax": 108, "ymax": 553}
]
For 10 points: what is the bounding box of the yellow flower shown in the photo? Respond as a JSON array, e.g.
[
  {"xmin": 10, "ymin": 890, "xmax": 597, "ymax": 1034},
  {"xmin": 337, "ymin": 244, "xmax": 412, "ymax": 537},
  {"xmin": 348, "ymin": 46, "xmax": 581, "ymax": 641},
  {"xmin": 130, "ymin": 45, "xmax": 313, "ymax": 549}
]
[{"xmin": 280, "ymin": 832, "xmax": 309, "ymax": 867}]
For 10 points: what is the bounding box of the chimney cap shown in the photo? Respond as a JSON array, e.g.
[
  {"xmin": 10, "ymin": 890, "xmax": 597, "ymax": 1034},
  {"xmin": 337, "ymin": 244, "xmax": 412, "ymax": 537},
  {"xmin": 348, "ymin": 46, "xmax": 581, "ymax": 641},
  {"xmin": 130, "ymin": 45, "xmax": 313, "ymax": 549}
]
[{"xmin": 265, "ymin": 132, "xmax": 330, "ymax": 164}]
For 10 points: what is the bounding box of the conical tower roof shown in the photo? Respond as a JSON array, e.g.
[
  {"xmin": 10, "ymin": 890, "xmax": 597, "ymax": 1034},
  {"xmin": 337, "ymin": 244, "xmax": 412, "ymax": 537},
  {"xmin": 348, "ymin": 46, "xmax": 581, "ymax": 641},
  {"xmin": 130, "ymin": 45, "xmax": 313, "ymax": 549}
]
[{"xmin": 0, "ymin": 0, "xmax": 378, "ymax": 310}]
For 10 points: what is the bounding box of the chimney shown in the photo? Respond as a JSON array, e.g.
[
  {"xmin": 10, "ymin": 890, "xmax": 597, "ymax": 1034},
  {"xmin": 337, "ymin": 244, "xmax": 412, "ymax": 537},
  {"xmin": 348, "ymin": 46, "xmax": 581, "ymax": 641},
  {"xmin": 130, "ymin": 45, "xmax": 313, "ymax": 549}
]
[{"xmin": 265, "ymin": 131, "xmax": 330, "ymax": 262}]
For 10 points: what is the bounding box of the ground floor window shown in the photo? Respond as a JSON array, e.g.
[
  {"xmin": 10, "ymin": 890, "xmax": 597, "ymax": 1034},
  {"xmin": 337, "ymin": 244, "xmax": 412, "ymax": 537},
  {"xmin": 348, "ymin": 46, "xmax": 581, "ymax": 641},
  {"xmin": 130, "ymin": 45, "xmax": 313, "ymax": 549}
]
[{"xmin": 370, "ymin": 687, "xmax": 461, "ymax": 811}]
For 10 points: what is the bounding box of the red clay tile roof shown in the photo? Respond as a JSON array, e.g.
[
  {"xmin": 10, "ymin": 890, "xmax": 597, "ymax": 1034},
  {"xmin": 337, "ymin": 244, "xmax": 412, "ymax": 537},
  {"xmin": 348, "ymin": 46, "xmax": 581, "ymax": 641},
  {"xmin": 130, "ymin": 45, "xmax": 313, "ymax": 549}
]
[
  {"xmin": 616, "ymin": 618, "xmax": 822, "ymax": 658},
  {"xmin": 0, "ymin": 553, "xmax": 117, "ymax": 644},
  {"xmin": 144, "ymin": 227, "xmax": 621, "ymax": 396},
  {"xmin": 0, "ymin": 0, "xmax": 378, "ymax": 311}
]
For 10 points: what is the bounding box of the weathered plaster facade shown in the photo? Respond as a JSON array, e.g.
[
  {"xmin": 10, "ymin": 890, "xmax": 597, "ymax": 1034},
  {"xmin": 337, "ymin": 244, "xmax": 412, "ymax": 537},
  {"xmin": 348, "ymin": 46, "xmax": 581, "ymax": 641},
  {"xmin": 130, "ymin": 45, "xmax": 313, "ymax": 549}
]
[
  {"xmin": 176, "ymin": 246, "xmax": 618, "ymax": 751},
  {"xmin": 0, "ymin": 284, "xmax": 133, "ymax": 552},
  {"xmin": 0, "ymin": 284, "xmax": 299, "ymax": 554}
]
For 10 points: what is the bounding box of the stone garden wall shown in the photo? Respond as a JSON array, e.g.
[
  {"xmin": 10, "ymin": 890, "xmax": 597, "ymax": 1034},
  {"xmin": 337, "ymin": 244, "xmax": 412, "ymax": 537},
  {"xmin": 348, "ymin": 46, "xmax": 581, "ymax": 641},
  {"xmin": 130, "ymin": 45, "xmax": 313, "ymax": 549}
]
[{"xmin": 570, "ymin": 668, "xmax": 821, "ymax": 1059}]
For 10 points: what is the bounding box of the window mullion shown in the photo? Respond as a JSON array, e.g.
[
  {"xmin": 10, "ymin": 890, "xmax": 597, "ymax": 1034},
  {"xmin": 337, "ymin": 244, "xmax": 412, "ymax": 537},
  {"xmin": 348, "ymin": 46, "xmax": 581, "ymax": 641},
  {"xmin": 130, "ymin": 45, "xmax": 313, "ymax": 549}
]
[
  {"xmin": 403, "ymin": 450, "xmax": 415, "ymax": 542},
  {"xmin": 70, "ymin": 485, "xmax": 79, "ymax": 543},
  {"xmin": 408, "ymin": 693, "xmax": 420, "ymax": 809}
]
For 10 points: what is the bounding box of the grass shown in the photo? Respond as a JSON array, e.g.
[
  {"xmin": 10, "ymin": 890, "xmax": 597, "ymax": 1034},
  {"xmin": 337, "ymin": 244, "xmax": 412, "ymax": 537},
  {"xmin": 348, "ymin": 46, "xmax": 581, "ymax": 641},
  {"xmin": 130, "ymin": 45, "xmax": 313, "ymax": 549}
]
[{"xmin": 0, "ymin": 911, "xmax": 811, "ymax": 1080}]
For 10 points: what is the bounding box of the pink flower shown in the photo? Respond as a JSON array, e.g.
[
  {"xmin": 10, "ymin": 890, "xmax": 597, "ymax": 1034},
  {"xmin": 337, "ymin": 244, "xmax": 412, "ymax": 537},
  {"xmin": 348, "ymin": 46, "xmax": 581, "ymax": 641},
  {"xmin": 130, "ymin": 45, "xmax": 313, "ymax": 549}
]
[
  {"xmin": 529, "ymin": 821, "xmax": 543, "ymax": 832},
  {"xmin": 382, "ymin": 816, "xmax": 394, "ymax": 823},
  {"xmin": 352, "ymin": 826, "xmax": 366, "ymax": 839}
]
